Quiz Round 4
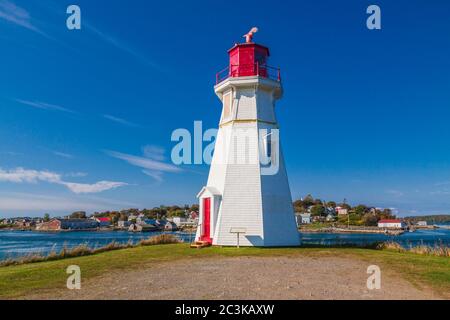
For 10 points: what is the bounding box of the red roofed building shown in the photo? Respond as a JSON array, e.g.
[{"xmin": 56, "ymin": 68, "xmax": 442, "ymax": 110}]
[
  {"xmin": 377, "ymin": 219, "xmax": 406, "ymax": 229},
  {"xmin": 95, "ymin": 217, "xmax": 112, "ymax": 227}
]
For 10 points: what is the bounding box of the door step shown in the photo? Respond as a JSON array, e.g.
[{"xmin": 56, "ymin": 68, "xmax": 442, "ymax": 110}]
[{"xmin": 190, "ymin": 241, "xmax": 211, "ymax": 249}]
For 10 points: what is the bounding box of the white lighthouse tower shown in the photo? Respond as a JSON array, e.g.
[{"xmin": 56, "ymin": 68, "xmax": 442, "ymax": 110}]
[{"xmin": 195, "ymin": 30, "xmax": 300, "ymax": 247}]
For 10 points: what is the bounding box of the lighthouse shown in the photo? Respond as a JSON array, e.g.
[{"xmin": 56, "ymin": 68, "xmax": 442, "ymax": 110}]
[{"xmin": 195, "ymin": 29, "xmax": 300, "ymax": 247}]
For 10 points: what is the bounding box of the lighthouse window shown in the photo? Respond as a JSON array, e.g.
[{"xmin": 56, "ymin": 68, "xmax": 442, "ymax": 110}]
[
  {"xmin": 223, "ymin": 92, "xmax": 232, "ymax": 119},
  {"xmin": 255, "ymin": 51, "xmax": 266, "ymax": 65}
]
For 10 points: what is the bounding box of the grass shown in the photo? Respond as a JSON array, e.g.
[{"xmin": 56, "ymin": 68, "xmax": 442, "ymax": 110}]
[
  {"xmin": 299, "ymin": 222, "xmax": 333, "ymax": 230},
  {"xmin": 0, "ymin": 243, "xmax": 449, "ymax": 299},
  {"xmin": 0, "ymin": 234, "xmax": 180, "ymax": 267}
]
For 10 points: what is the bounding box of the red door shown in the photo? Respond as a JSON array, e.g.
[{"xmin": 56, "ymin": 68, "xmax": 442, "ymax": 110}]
[{"xmin": 201, "ymin": 198, "xmax": 211, "ymax": 242}]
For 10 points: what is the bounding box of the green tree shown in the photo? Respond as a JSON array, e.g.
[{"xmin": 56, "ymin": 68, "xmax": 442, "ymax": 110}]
[
  {"xmin": 310, "ymin": 205, "xmax": 325, "ymax": 217},
  {"xmin": 43, "ymin": 213, "xmax": 50, "ymax": 222},
  {"xmin": 313, "ymin": 198, "xmax": 323, "ymax": 205},
  {"xmin": 354, "ymin": 205, "xmax": 368, "ymax": 215},
  {"xmin": 303, "ymin": 194, "xmax": 315, "ymax": 207},
  {"xmin": 293, "ymin": 199, "xmax": 306, "ymax": 213},
  {"xmin": 326, "ymin": 201, "xmax": 336, "ymax": 208},
  {"xmin": 362, "ymin": 213, "xmax": 378, "ymax": 226},
  {"xmin": 70, "ymin": 211, "xmax": 86, "ymax": 219},
  {"xmin": 380, "ymin": 208, "xmax": 394, "ymax": 219}
]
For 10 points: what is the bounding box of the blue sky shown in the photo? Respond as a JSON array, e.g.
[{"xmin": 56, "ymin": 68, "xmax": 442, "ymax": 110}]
[{"xmin": 1, "ymin": 0, "xmax": 450, "ymax": 217}]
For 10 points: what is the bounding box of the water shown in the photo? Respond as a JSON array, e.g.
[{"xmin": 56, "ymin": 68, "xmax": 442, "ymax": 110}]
[
  {"xmin": 0, "ymin": 227, "xmax": 449, "ymax": 261},
  {"xmin": 300, "ymin": 228, "xmax": 450, "ymax": 247},
  {"xmin": 0, "ymin": 230, "xmax": 195, "ymax": 261}
]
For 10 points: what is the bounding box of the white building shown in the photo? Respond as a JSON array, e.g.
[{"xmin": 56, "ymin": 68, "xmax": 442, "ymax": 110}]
[
  {"xmin": 118, "ymin": 220, "xmax": 131, "ymax": 228},
  {"xmin": 172, "ymin": 217, "xmax": 186, "ymax": 226},
  {"xmin": 336, "ymin": 207, "xmax": 348, "ymax": 215},
  {"xmin": 377, "ymin": 219, "xmax": 406, "ymax": 229},
  {"xmin": 195, "ymin": 33, "xmax": 300, "ymax": 247},
  {"xmin": 296, "ymin": 213, "xmax": 311, "ymax": 226}
]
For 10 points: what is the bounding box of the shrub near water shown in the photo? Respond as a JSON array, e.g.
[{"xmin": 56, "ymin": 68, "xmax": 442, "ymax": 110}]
[
  {"xmin": 0, "ymin": 234, "xmax": 181, "ymax": 267},
  {"xmin": 379, "ymin": 241, "xmax": 450, "ymax": 257},
  {"xmin": 138, "ymin": 234, "xmax": 181, "ymax": 246}
]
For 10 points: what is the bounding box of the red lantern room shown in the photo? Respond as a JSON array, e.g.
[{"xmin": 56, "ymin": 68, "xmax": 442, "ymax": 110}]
[
  {"xmin": 228, "ymin": 43, "xmax": 270, "ymax": 78},
  {"xmin": 216, "ymin": 28, "xmax": 281, "ymax": 84}
]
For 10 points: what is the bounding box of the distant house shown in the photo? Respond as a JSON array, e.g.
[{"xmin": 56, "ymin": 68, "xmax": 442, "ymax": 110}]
[
  {"xmin": 95, "ymin": 217, "xmax": 111, "ymax": 227},
  {"xmin": 128, "ymin": 223, "xmax": 158, "ymax": 232},
  {"xmin": 142, "ymin": 219, "xmax": 157, "ymax": 226},
  {"xmin": 118, "ymin": 220, "xmax": 131, "ymax": 228},
  {"xmin": 57, "ymin": 218, "xmax": 98, "ymax": 230},
  {"xmin": 295, "ymin": 213, "xmax": 311, "ymax": 226},
  {"xmin": 312, "ymin": 215, "xmax": 325, "ymax": 223},
  {"xmin": 377, "ymin": 219, "xmax": 406, "ymax": 229},
  {"xmin": 36, "ymin": 219, "xmax": 61, "ymax": 231},
  {"xmin": 189, "ymin": 211, "xmax": 198, "ymax": 219},
  {"xmin": 0, "ymin": 219, "xmax": 12, "ymax": 225},
  {"xmin": 326, "ymin": 213, "xmax": 336, "ymax": 222},
  {"xmin": 162, "ymin": 221, "xmax": 178, "ymax": 231},
  {"xmin": 36, "ymin": 218, "xmax": 98, "ymax": 231},
  {"xmin": 147, "ymin": 219, "xmax": 178, "ymax": 231},
  {"xmin": 172, "ymin": 217, "xmax": 187, "ymax": 226},
  {"xmin": 136, "ymin": 214, "xmax": 146, "ymax": 224},
  {"xmin": 171, "ymin": 217, "xmax": 197, "ymax": 227},
  {"xmin": 417, "ymin": 221, "xmax": 427, "ymax": 226},
  {"xmin": 336, "ymin": 207, "xmax": 348, "ymax": 216}
]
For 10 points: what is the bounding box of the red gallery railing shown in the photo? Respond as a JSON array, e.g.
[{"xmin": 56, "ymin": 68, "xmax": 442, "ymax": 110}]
[{"xmin": 216, "ymin": 63, "xmax": 281, "ymax": 85}]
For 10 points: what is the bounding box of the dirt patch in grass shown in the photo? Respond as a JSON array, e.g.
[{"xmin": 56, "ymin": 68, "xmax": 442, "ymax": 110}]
[{"xmin": 21, "ymin": 255, "xmax": 440, "ymax": 300}]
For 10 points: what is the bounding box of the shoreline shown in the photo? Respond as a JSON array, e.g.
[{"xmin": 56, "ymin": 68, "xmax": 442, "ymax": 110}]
[{"xmin": 300, "ymin": 227, "xmax": 405, "ymax": 235}]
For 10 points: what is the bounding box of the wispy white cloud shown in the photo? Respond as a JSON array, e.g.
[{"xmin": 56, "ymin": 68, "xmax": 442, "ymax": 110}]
[
  {"xmin": 0, "ymin": 167, "xmax": 128, "ymax": 194},
  {"xmin": 0, "ymin": 0, "xmax": 48, "ymax": 36},
  {"xmin": 106, "ymin": 148, "xmax": 181, "ymax": 182},
  {"xmin": 0, "ymin": 192, "xmax": 139, "ymax": 215},
  {"xmin": 15, "ymin": 99, "xmax": 75, "ymax": 114},
  {"xmin": 85, "ymin": 23, "xmax": 161, "ymax": 70},
  {"xmin": 103, "ymin": 114, "xmax": 140, "ymax": 127},
  {"xmin": 142, "ymin": 170, "xmax": 163, "ymax": 182},
  {"xmin": 62, "ymin": 181, "xmax": 128, "ymax": 194},
  {"xmin": 142, "ymin": 145, "xmax": 165, "ymax": 161},
  {"xmin": 52, "ymin": 151, "xmax": 74, "ymax": 159},
  {"xmin": 0, "ymin": 167, "xmax": 60, "ymax": 184},
  {"xmin": 106, "ymin": 150, "xmax": 181, "ymax": 173}
]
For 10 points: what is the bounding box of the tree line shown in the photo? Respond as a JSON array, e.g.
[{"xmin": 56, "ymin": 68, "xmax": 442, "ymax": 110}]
[
  {"xmin": 293, "ymin": 194, "xmax": 396, "ymax": 226},
  {"xmin": 58, "ymin": 204, "xmax": 200, "ymax": 224}
]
